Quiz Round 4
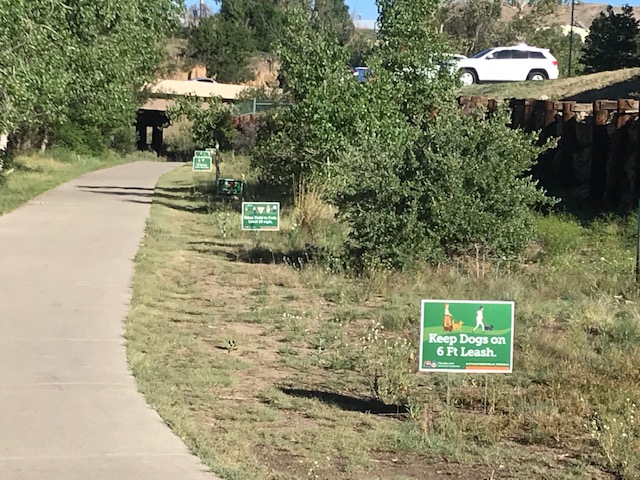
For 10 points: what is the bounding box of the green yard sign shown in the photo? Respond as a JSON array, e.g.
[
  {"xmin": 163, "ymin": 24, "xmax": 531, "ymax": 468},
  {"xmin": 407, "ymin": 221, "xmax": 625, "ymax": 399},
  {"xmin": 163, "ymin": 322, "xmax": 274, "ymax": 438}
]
[
  {"xmin": 242, "ymin": 202, "xmax": 280, "ymax": 231},
  {"xmin": 217, "ymin": 178, "xmax": 243, "ymax": 198},
  {"xmin": 419, "ymin": 300, "xmax": 514, "ymax": 373},
  {"xmin": 192, "ymin": 150, "xmax": 212, "ymax": 172}
]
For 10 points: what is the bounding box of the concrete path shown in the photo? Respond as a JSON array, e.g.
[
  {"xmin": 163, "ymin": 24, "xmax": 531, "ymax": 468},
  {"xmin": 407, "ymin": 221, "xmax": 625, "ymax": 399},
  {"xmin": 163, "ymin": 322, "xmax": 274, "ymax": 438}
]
[{"xmin": 0, "ymin": 162, "xmax": 216, "ymax": 479}]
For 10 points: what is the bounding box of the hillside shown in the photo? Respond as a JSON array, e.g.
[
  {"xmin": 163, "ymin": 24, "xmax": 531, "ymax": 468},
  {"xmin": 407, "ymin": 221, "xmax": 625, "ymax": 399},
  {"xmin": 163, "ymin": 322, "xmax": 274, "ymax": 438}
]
[
  {"xmin": 460, "ymin": 68, "xmax": 640, "ymax": 101},
  {"xmin": 496, "ymin": 3, "xmax": 634, "ymax": 31}
]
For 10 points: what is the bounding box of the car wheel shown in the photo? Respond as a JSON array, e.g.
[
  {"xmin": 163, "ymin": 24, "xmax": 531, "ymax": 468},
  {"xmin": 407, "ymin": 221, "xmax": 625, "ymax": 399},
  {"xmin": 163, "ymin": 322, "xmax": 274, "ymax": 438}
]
[
  {"xmin": 459, "ymin": 69, "xmax": 478, "ymax": 85},
  {"xmin": 527, "ymin": 70, "xmax": 548, "ymax": 81}
]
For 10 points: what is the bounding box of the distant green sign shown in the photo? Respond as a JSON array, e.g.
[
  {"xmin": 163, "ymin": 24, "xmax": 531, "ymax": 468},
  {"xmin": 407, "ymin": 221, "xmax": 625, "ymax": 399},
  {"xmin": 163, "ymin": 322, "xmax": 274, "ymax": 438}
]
[
  {"xmin": 242, "ymin": 202, "xmax": 280, "ymax": 231},
  {"xmin": 217, "ymin": 178, "xmax": 243, "ymax": 197},
  {"xmin": 192, "ymin": 150, "xmax": 212, "ymax": 172},
  {"xmin": 419, "ymin": 300, "xmax": 514, "ymax": 374}
]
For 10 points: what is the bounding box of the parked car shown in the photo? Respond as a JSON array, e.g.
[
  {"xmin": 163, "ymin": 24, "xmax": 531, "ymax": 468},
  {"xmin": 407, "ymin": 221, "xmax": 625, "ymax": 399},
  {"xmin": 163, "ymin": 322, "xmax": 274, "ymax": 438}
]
[
  {"xmin": 456, "ymin": 45, "xmax": 559, "ymax": 85},
  {"xmin": 353, "ymin": 66, "xmax": 369, "ymax": 83},
  {"xmin": 189, "ymin": 77, "xmax": 217, "ymax": 83}
]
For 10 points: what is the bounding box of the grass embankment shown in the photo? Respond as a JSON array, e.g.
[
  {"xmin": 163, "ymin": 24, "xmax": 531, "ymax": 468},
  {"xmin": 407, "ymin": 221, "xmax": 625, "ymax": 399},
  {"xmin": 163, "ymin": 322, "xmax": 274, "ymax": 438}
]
[
  {"xmin": 0, "ymin": 150, "xmax": 159, "ymax": 215},
  {"xmin": 460, "ymin": 68, "xmax": 640, "ymax": 101},
  {"xmin": 129, "ymin": 156, "xmax": 640, "ymax": 480}
]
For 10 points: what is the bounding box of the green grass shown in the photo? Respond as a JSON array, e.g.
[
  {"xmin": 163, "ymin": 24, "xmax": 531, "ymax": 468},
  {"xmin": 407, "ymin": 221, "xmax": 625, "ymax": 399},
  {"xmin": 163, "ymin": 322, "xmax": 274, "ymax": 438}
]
[
  {"xmin": 127, "ymin": 156, "xmax": 640, "ymax": 479},
  {"xmin": 0, "ymin": 149, "xmax": 157, "ymax": 215},
  {"xmin": 460, "ymin": 67, "xmax": 640, "ymax": 101}
]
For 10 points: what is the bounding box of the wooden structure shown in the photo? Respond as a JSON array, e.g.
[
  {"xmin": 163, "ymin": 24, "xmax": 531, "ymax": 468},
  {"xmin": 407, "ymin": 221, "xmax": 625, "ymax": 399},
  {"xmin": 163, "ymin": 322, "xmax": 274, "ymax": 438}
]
[{"xmin": 458, "ymin": 96, "xmax": 640, "ymax": 211}]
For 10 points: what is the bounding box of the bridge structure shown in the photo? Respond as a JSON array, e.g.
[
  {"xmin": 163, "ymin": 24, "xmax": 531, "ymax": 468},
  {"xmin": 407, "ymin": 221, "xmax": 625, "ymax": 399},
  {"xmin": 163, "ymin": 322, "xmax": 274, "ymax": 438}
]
[{"xmin": 137, "ymin": 80, "xmax": 248, "ymax": 156}]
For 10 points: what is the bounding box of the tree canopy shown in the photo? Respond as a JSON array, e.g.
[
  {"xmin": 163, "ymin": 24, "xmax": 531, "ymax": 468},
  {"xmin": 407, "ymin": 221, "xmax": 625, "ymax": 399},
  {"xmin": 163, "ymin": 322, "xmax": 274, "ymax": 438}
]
[
  {"xmin": 253, "ymin": 0, "xmax": 553, "ymax": 268},
  {"xmin": 0, "ymin": 0, "xmax": 182, "ymax": 153},
  {"xmin": 187, "ymin": 0, "xmax": 354, "ymax": 83},
  {"xmin": 581, "ymin": 5, "xmax": 640, "ymax": 74}
]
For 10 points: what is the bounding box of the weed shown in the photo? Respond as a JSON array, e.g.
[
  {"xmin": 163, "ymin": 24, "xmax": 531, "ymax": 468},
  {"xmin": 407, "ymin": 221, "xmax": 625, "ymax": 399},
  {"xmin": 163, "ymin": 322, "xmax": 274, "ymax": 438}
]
[{"xmin": 588, "ymin": 398, "xmax": 639, "ymax": 477}]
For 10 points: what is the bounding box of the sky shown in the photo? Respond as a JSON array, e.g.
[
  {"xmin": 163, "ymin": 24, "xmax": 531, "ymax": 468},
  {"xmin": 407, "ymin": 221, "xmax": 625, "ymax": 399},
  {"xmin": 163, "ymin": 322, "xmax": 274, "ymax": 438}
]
[{"xmin": 187, "ymin": 0, "xmax": 636, "ymax": 22}]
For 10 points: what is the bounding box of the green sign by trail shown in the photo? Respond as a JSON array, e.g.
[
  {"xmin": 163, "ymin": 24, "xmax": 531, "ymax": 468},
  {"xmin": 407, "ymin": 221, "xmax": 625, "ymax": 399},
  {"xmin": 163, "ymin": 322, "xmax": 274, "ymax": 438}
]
[
  {"xmin": 242, "ymin": 202, "xmax": 280, "ymax": 231},
  {"xmin": 192, "ymin": 150, "xmax": 212, "ymax": 172},
  {"xmin": 217, "ymin": 178, "xmax": 243, "ymax": 198},
  {"xmin": 419, "ymin": 300, "xmax": 514, "ymax": 373}
]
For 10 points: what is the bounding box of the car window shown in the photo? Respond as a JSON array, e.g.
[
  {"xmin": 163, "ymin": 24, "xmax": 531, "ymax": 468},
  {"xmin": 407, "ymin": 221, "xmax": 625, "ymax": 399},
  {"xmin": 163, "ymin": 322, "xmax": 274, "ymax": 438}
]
[
  {"xmin": 494, "ymin": 50, "xmax": 513, "ymax": 59},
  {"xmin": 512, "ymin": 50, "xmax": 528, "ymax": 59},
  {"xmin": 529, "ymin": 51, "xmax": 545, "ymax": 59},
  {"xmin": 472, "ymin": 48, "xmax": 493, "ymax": 58}
]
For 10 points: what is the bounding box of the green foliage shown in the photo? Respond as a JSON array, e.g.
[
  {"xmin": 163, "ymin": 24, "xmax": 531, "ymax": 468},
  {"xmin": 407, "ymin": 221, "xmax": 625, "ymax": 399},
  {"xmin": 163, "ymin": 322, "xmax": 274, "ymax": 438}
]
[
  {"xmin": 168, "ymin": 97, "xmax": 236, "ymax": 151},
  {"xmin": 581, "ymin": 5, "xmax": 640, "ymax": 74},
  {"xmin": 312, "ymin": 0, "xmax": 355, "ymax": 45},
  {"xmin": 255, "ymin": 0, "xmax": 552, "ymax": 269},
  {"xmin": 336, "ymin": 105, "xmax": 554, "ymax": 267},
  {"xmin": 0, "ymin": 0, "xmax": 182, "ymax": 152},
  {"xmin": 252, "ymin": 9, "xmax": 366, "ymax": 189},
  {"xmin": 188, "ymin": 14, "xmax": 255, "ymax": 83},
  {"xmin": 187, "ymin": 0, "xmax": 355, "ymax": 83},
  {"xmin": 536, "ymin": 214, "xmax": 584, "ymax": 257},
  {"xmin": 347, "ymin": 29, "xmax": 377, "ymax": 67},
  {"xmin": 442, "ymin": 0, "xmax": 503, "ymax": 56}
]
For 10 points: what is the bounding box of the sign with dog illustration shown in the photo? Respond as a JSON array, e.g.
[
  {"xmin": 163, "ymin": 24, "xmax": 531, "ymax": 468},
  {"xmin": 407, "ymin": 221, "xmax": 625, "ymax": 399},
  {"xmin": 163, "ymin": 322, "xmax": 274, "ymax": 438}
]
[{"xmin": 419, "ymin": 300, "xmax": 514, "ymax": 373}]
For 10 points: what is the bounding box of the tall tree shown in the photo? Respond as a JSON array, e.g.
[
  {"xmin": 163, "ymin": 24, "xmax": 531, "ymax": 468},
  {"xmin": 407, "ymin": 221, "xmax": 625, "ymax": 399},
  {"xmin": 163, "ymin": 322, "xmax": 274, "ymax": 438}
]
[
  {"xmin": 312, "ymin": 0, "xmax": 354, "ymax": 45},
  {"xmin": 581, "ymin": 5, "xmax": 640, "ymax": 74},
  {"xmin": 0, "ymin": 0, "xmax": 182, "ymax": 153},
  {"xmin": 254, "ymin": 0, "xmax": 553, "ymax": 269},
  {"xmin": 0, "ymin": 0, "xmax": 71, "ymax": 137},
  {"xmin": 187, "ymin": 0, "xmax": 354, "ymax": 83}
]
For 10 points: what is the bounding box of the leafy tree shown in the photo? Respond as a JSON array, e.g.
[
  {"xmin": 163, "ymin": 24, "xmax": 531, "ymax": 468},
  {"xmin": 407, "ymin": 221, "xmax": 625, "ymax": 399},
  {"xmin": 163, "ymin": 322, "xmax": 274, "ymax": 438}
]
[
  {"xmin": 187, "ymin": 0, "xmax": 355, "ymax": 83},
  {"xmin": 0, "ymin": 0, "xmax": 182, "ymax": 154},
  {"xmin": 168, "ymin": 97, "xmax": 236, "ymax": 151},
  {"xmin": 252, "ymin": 9, "xmax": 360, "ymax": 187},
  {"xmin": 188, "ymin": 15, "xmax": 256, "ymax": 82},
  {"xmin": 581, "ymin": 5, "xmax": 640, "ymax": 74},
  {"xmin": 312, "ymin": 0, "xmax": 355, "ymax": 45},
  {"xmin": 347, "ymin": 29, "xmax": 377, "ymax": 67},
  {"xmin": 442, "ymin": 0, "xmax": 503, "ymax": 56},
  {"xmin": 60, "ymin": 0, "xmax": 182, "ymax": 151},
  {"xmin": 254, "ymin": 0, "xmax": 553, "ymax": 269},
  {"xmin": 0, "ymin": 1, "xmax": 71, "ymax": 139}
]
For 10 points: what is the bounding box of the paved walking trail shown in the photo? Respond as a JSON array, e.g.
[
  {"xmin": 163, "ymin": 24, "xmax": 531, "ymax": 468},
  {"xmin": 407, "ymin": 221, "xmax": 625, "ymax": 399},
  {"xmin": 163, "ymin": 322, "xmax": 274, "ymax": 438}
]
[{"xmin": 0, "ymin": 162, "xmax": 217, "ymax": 479}]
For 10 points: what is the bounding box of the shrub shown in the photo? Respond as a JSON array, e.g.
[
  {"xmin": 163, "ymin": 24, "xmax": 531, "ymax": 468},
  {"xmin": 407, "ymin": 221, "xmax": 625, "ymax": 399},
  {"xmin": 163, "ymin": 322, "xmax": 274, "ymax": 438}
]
[
  {"xmin": 167, "ymin": 96, "xmax": 236, "ymax": 151},
  {"xmin": 232, "ymin": 121, "xmax": 259, "ymax": 155},
  {"xmin": 334, "ymin": 105, "xmax": 555, "ymax": 269}
]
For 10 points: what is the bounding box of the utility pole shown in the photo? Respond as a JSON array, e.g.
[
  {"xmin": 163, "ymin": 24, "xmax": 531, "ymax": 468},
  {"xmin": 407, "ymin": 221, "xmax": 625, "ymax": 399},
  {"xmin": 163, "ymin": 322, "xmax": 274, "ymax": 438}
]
[
  {"xmin": 199, "ymin": 0, "xmax": 205, "ymax": 19},
  {"xmin": 568, "ymin": 0, "xmax": 575, "ymax": 77}
]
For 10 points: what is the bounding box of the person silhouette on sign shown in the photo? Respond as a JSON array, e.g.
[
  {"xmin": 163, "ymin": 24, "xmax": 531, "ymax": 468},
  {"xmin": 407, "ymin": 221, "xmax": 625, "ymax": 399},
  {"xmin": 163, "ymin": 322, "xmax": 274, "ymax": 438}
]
[
  {"xmin": 473, "ymin": 306, "xmax": 485, "ymax": 332},
  {"xmin": 443, "ymin": 303, "xmax": 453, "ymax": 331}
]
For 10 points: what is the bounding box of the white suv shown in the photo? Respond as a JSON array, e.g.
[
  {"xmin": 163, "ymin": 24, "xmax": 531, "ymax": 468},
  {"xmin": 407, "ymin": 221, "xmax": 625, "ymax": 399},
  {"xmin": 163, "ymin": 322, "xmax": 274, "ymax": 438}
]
[{"xmin": 457, "ymin": 45, "xmax": 559, "ymax": 85}]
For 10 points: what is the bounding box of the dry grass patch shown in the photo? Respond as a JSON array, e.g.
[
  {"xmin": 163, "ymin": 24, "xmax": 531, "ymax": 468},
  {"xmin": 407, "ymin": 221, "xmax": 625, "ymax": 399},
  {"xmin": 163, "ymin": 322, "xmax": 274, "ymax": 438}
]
[
  {"xmin": 128, "ymin": 162, "xmax": 640, "ymax": 479},
  {"xmin": 460, "ymin": 68, "xmax": 640, "ymax": 101}
]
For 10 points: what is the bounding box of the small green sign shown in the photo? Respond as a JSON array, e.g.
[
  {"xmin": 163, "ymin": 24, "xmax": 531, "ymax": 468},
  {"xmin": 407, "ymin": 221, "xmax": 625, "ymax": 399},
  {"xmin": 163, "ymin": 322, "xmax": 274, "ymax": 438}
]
[
  {"xmin": 217, "ymin": 178, "xmax": 243, "ymax": 197},
  {"xmin": 192, "ymin": 151, "xmax": 212, "ymax": 172},
  {"xmin": 419, "ymin": 300, "xmax": 514, "ymax": 374},
  {"xmin": 242, "ymin": 202, "xmax": 280, "ymax": 231}
]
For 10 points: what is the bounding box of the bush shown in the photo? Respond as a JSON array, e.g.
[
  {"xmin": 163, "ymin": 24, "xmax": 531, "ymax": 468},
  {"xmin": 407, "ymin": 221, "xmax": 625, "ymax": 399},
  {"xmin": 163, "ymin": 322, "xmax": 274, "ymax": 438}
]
[
  {"xmin": 253, "ymin": 3, "xmax": 554, "ymax": 271},
  {"xmin": 51, "ymin": 122, "xmax": 136, "ymax": 155},
  {"xmin": 232, "ymin": 121, "xmax": 259, "ymax": 155},
  {"xmin": 334, "ymin": 105, "xmax": 555, "ymax": 269},
  {"xmin": 168, "ymin": 96, "xmax": 236, "ymax": 151}
]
